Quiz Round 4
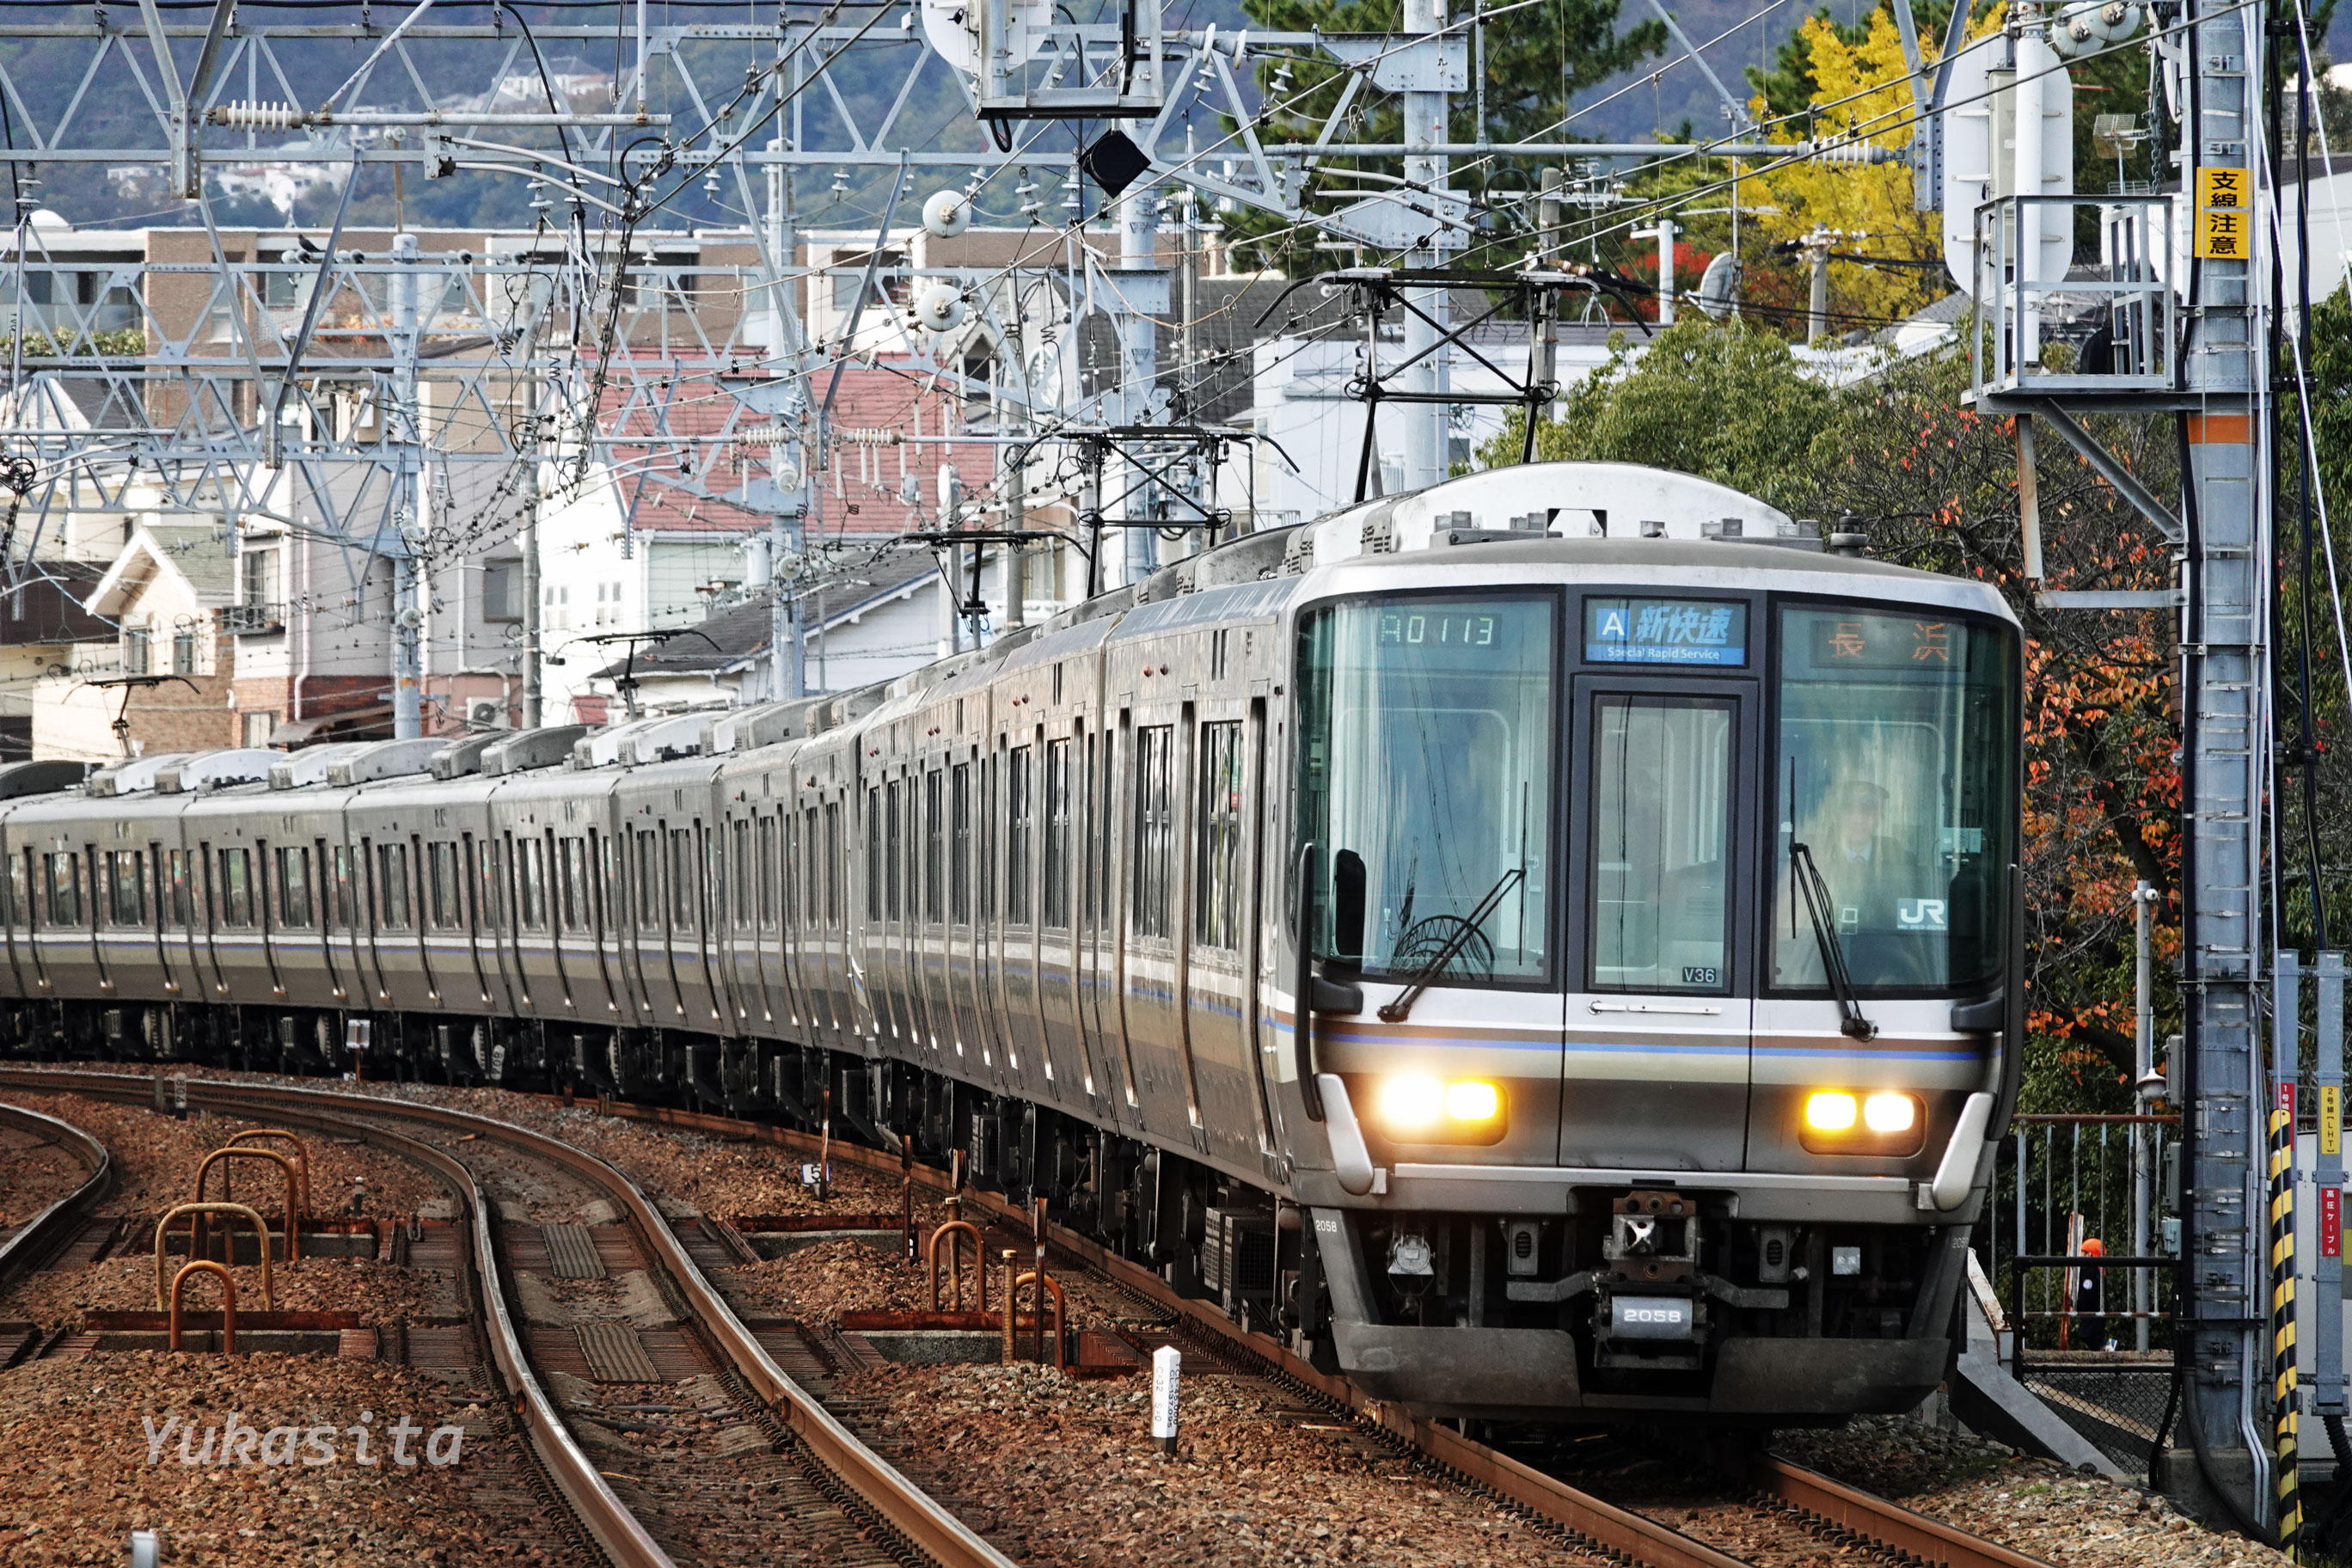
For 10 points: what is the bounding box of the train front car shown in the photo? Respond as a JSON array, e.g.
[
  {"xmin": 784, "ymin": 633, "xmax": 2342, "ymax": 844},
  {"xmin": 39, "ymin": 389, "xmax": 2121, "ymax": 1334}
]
[{"xmin": 1276, "ymin": 469, "xmax": 2020, "ymax": 1424}]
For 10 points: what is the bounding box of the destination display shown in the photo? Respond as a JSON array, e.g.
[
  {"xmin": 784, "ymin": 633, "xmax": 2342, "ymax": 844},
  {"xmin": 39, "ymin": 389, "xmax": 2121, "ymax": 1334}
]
[{"xmin": 1583, "ymin": 598, "xmax": 1748, "ymax": 666}]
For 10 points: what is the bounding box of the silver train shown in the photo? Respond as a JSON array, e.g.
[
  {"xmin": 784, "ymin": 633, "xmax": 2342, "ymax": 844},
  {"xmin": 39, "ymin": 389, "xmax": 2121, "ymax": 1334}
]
[{"xmin": 0, "ymin": 462, "xmax": 2022, "ymax": 1422}]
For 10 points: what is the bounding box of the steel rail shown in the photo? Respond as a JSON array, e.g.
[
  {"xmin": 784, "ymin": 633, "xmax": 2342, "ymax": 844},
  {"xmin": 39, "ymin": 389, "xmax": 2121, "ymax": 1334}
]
[
  {"xmin": 0, "ymin": 1098, "xmax": 113, "ymax": 1291},
  {"xmin": 0, "ymin": 1068, "xmax": 1015, "ymax": 1568},
  {"xmin": 539, "ymin": 1093, "xmax": 2066, "ymax": 1568},
  {"xmin": 0, "ymin": 1074, "xmax": 671, "ymax": 1568}
]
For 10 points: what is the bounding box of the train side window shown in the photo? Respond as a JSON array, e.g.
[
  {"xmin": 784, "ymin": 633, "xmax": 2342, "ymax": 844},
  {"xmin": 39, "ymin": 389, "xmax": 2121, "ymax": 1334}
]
[
  {"xmin": 1007, "ymin": 746, "xmax": 1034, "ymax": 925},
  {"xmin": 1589, "ymin": 695, "xmax": 1733, "ymax": 994},
  {"xmin": 45, "ymin": 852, "xmax": 84, "ymax": 928},
  {"xmin": 329, "ymin": 845, "xmax": 356, "ymax": 929},
  {"xmin": 516, "ymin": 838, "xmax": 546, "ymax": 931},
  {"xmin": 559, "ymin": 837, "xmax": 587, "ymax": 933},
  {"xmin": 1194, "ymin": 721, "xmax": 1244, "ymax": 951},
  {"xmin": 0, "ymin": 853, "xmax": 21, "ymax": 928},
  {"xmin": 1044, "ymin": 738, "xmax": 1072, "ymax": 930},
  {"xmin": 1094, "ymin": 732, "xmax": 1116, "ymax": 926},
  {"xmin": 663, "ymin": 829, "xmax": 692, "ymax": 929},
  {"xmin": 885, "ymin": 782, "xmax": 904, "ymax": 923},
  {"xmin": 824, "ymin": 801, "xmax": 843, "ymax": 924},
  {"xmin": 1132, "ymin": 726, "xmax": 1174, "ymax": 940},
  {"xmin": 865, "ymin": 789, "xmax": 882, "ymax": 922},
  {"xmin": 217, "ymin": 848, "xmax": 253, "ymax": 928},
  {"xmin": 167, "ymin": 850, "xmax": 193, "ymax": 928},
  {"xmin": 979, "ymin": 758, "xmax": 996, "ymax": 918},
  {"xmin": 804, "ymin": 807, "xmax": 821, "ymax": 928},
  {"xmin": 950, "ymin": 763, "xmax": 972, "ymax": 923},
  {"xmin": 731, "ymin": 820, "xmax": 750, "ymax": 928},
  {"xmin": 597, "ymin": 833, "xmax": 623, "ymax": 934},
  {"xmin": 635, "ymin": 830, "xmax": 660, "ymax": 932},
  {"xmin": 110, "ymin": 849, "xmax": 148, "ymax": 928},
  {"xmin": 923, "ymin": 771, "xmax": 945, "ymax": 924},
  {"xmin": 426, "ymin": 842, "xmax": 459, "ymax": 931},
  {"xmin": 377, "ymin": 843, "xmax": 411, "ymax": 930},
  {"xmin": 276, "ymin": 846, "xmax": 313, "ymax": 929}
]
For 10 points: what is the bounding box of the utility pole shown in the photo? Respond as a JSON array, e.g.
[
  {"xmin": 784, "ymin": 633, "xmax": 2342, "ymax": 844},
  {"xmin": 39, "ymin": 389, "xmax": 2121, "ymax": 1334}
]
[
  {"xmin": 1399, "ymin": 0, "xmax": 1449, "ymax": 491},
  {"xmin": 389, "ymin": 231, "xmax": 424, "ymax": 739},
  {"xmin": 1119, "ymin": 171, "xmax": 1160, "ymax": 588},
  {"xmin": 1654, "ymin": 217, "xmax": 1675, "ymax": 326},
  {"xmin": 520, "ymin": 452, "xmax": 542, "ymax": 729},
  {"xmin": 1529, "ymin": 168, "xmax": 1561, "ymax": 420},
  {"xmin": 1803, "ymin": 226, "xmax": 1831, "ymax": 345}
]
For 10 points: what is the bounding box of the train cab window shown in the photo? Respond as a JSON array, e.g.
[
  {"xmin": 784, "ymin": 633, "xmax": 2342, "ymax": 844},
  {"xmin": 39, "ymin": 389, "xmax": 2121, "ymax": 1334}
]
[
  {"xmin": 1044, "ymin": 738, "xmax": 1073, "ymax": 930},
  {"xmin": 923, "ymin": 772, "xmax": 944, "ymax": 924},
  {"xmin": 1007, "ymin": 747, "xmax": 1037, "ymax": 925},
  {"xmin": 109, "ymin": 849, "xmax": 148, "ymax": 928},
  {"xmin": 824, "ymin": 801, "xmax": 843, "ymax": 924},
  {"xmin": 1772, "ymin": 606, "xmax": 2015, "ymax": 993},
  {"xmin": 1194, "ymin": 723, "xmax": 1244, "ymax": 950},
  {"xmin": 427, "ymin": 842, "xmax": 462, "ymax": 931},
  {"xmin": 1132, "ymin": 726, "xmax": 1174, "ymax": 940},
  {"xmin": 670, "ymin": 828, "xmax": 696, "ymax": 928},
  {"xmin": 950, "ymin": 764, "xmax": 972, "ymax": 923},
  {"xmin": 1589, "ymin": 697, "xmax": 1732, "ymax": 992},
  {"xmin": 217, "ymin": 848, "xmax": 254, "ymax": 928},
  {"xmin": 46, "ymin": 853, "xmax": 85, "ymax": 928},
  {"xmin": 276, "ymin": 846, "xmax": 314, "ymax": 929},
  {"xmin": 377, "ymin": 843, "xmax": 413, "ymax": 930},
  {"xmin": 1296, "ymin": 594, "xmax": 1556, "ymax": 982}
]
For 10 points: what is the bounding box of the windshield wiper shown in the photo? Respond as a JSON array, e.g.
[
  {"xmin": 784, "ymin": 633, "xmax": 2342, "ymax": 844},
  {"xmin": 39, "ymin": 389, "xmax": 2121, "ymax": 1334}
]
[
  {"xmin": 1377, "ymin": 867, "xmax": 1524, "ymax": 1023},
  {"xmin": 1789, "ymin": 842, "xmax": 1877, "ymax": 1042}
]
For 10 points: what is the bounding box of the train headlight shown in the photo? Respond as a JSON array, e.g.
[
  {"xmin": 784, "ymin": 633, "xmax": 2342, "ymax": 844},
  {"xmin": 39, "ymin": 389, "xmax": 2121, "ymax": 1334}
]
[
  {"xmin": 1370, "ymin": 1076, "xmax": 1506, "ymax": 1143},
  {"xmin": 1446, "ymin": 1081, "xmax": 1500, "ymax": 1121},
  {"xmin": 1376, "ymin": 1075, "xmax": 1446, "ymax": 1132},
  {"xmin": 1863, "ymin": 1092, "xmax": 1916, "ymax": 1134},
  {"xmin": 1800, "ymin": 1089, "xmax": 1925, "ymax": 1155},
  {"xmin": 1804, "ymin": 1092, "xmax": 1857, "ymax": 1131}
]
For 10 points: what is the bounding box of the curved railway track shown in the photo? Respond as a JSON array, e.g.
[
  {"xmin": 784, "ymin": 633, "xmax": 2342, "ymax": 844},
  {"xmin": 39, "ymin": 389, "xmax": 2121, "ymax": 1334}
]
[
  {"xmin": 0, "ymin": 1067, "xmax": 2055, "ymax": 1568},
  {"xmin": 0, "ymin": 1068, "xmax": 1014, "ymax": 1568},
  {"xmin": 0, "ymin": 1097, "xmax": 113, "ymax": 1293}
]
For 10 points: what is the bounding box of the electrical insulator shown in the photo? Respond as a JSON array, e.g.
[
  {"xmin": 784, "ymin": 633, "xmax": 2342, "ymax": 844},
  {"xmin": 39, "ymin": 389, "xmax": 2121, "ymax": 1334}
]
[{"xmin": 210, "ymin": 101, "xmax": 308, "ymax": 131}]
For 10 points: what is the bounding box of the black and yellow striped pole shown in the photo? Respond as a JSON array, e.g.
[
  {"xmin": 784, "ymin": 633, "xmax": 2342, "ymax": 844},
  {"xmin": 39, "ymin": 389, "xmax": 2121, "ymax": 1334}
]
[
  {"xmin": 2272, "ymin": 1097, "xmax": 2300, "ymax": 1558},
  {"xmin": 2273, "ymin": 951, "xmax": 2302, "ymax": 1559}
]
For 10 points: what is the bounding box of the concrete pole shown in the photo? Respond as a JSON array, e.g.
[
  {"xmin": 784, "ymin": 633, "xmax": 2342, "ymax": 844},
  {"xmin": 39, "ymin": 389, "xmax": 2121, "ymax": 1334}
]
[
  {"xmin": 1119, "ymin": 172, "xmax": 1159, "ymax": 587},
  {"xmin": 520, "ymin": 452, "xmax": 542, "ymax": 729},
  {"xmin": 1400, "ymin": 0, "xmax": 1449, "ymax": 492},
  {"xmin": 2175, "ymin": 0, "xmax": 2269, "ymax": 1526},
  {"xmin": 389, "ymin": 232, "xmax": 424, "ymax": 739},
  {"xmin": 1805, "ymin": 228, "xmax": 1830, "ymax": 346},
  {"xmin": 1656, "ymin": 218, "xmax": 1676, "ymax": 326}
]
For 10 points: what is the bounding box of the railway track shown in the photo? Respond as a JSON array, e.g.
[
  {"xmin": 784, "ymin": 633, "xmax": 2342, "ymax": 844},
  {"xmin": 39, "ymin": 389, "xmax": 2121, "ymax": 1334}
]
[
  {"xmin": 0, "ymin": 1097, "xmax": 113, "ymax": 1295},
  {"xmin": 0, "ymin": 1067, "xmax": 2055, "ymax": 1568},
  {"xmin": 526, "ymin": 1089, "xmax": 2064, "ymax": 1568},
  {"xmin": 0, "ymin": 1068, "xmax": 1013, "ymax": 1568}
]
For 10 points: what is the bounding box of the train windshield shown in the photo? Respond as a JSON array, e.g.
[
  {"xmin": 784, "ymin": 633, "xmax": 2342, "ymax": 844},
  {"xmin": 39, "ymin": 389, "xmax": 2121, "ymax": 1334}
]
[
  {"xmin": 1296, "ymin": 594, "xmax": 1556, "ymax": 983},
  {"xmin": 1773, "ymin": 605, "xmax": 2014, "ymax": 994}
]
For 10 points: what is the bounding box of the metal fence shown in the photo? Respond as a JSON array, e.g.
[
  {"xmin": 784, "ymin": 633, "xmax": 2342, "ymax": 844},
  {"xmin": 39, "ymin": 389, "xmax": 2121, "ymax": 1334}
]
[{"xmin": 1981, "ymin": 1113, "xmax": 2179, "ymax": 1353}]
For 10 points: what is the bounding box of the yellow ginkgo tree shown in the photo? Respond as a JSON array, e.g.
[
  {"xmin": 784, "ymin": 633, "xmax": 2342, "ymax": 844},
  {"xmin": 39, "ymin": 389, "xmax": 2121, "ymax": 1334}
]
[{"xmin": 1742, "ymin": 4, "xmax": 1974, "ymax": 331}]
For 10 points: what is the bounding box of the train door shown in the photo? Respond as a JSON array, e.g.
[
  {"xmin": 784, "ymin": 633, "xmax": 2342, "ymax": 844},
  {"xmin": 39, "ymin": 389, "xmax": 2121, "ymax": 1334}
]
[
  {"xmin": 152, "ymin": 841, "xmax": 181, "ymax": 998},
  {"xmin": 1035, "ymin": 730, "xmax": 1085, "ymax": 1107},
  {"xmin": 1559, "ymin": 675, "xmax": 1757, "ymax": 1172},
  {"xmin": 1120, "ymin": 708, "xmax": 1203, "ymax": 1142},
  {"xmin": 1183, "ymin": 701, "xmax": 1279, "ymax": 1170}
]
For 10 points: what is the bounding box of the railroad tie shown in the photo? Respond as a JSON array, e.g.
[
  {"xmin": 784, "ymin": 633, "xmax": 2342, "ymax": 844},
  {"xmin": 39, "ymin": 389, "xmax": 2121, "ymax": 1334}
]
[
  {"xmin": 541, "ymin": 1222, "xmax": 609, "ymax": 1280},
  {"xmin": 576, "ymin": 1321, "xmax": 664, "ymax": 1384}
]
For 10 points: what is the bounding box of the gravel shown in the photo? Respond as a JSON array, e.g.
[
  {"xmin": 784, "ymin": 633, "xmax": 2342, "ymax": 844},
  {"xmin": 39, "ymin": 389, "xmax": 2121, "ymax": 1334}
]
[
  {"xmin": 0, "ymin": 1254, "xmax": 451, "ymax": 1334},
  {"xmin": 3, "ymin": 1091, "xmax": 447, "ymax": 1221},
  {"xmin": 0, "ymin": 1350, "xmax": 566, "ymax": 1566},
  {"xmin": 1773, "ymin": 1416, "xmax": 2294, "ymax": 1568},
  {"xmin": 844, "ymin": 1361, "xmax": 1579, "ymax": 1567},
  {"xmin": 0, "ymin": 1117, "xmax": 88, "ymax": 1226}
]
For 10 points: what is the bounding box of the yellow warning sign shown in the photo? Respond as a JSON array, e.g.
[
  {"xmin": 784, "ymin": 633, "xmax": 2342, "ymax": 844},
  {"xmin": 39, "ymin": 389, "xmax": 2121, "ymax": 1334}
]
[
  {"xmin": 2326, "ymin": 1084, "xmax": 2343, "ymax": 1158},
  {"xmin": 2197, "ymin": 166, "xmax": 2246, "ymax": 209},
  {"xmin": 2196, "ymin": 167, "xmax": 2251, "ymax": 260}
]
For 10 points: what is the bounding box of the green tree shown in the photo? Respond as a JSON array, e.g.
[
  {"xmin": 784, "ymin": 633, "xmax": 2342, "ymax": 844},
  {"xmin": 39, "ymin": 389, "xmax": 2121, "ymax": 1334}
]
[{"xmin": 1477, "ymin": 316, "xmax": 1838, "ymax": 513}]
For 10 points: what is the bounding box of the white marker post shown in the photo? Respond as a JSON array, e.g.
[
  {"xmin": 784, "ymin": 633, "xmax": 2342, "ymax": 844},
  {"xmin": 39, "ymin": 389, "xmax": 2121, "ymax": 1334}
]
[
  {"xmin": 1150, "ymin": 1344, "xmax": 1180, "ymax": 1455},
  {"xmin": 129, "ymin": 1528, "xmax": 161, "ymax": 1568}
]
